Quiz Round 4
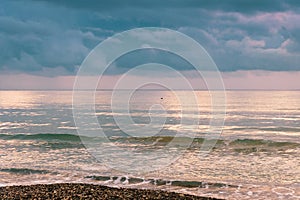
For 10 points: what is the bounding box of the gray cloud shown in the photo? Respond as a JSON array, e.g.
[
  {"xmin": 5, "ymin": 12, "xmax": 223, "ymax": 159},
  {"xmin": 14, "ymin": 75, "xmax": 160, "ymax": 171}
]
[
  {"xmin": 33, "ymin": 0, "xmax": 300, "ymax": 13},
  {"xmin": 0, "ymin": 0, "xmax": 300, "ymax": 76}
]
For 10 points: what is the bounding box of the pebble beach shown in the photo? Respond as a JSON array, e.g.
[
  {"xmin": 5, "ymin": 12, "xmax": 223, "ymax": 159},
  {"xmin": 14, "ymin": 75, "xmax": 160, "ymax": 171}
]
[{"xmin": 0, "ymin": 183, "xmax": 221, "ymax": 200}]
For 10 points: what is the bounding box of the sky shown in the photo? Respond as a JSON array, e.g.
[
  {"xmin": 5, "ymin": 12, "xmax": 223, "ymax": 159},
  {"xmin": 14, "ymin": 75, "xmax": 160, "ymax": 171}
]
[{"xmin": 0, "ymin": 0, "xmax": 300, "ymax": 89}]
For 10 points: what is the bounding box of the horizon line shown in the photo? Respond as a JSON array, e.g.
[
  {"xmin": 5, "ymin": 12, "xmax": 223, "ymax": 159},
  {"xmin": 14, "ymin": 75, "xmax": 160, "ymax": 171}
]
[{"xmin": 1, "ymin": 89, "xmax": 300, "ymax": 91}]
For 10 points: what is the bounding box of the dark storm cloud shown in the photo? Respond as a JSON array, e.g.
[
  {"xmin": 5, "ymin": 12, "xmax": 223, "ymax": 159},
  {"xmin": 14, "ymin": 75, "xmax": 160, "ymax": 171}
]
[
  {"xmin": 104, "ymin": 49, "xmax": 194, "ymax": 75},
  {"xmin": 32, "ymin": 0, "xmax": 299, "ymax": 13},
  {"xmin": 0, "ymin": 0, "xmax": 300, "ymax": 76}
]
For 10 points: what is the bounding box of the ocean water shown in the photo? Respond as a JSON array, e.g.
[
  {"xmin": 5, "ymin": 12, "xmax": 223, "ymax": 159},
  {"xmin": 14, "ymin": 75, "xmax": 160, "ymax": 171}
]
[{"xmin": 0, "ymin": 90, "xmax": 299, "ymax": 199}]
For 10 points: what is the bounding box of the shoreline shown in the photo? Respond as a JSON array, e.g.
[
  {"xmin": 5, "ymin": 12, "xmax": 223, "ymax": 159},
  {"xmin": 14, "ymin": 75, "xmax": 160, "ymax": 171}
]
[{"xmin": 0, "ymin": 183, "xmax": 222, "ymax": 200}]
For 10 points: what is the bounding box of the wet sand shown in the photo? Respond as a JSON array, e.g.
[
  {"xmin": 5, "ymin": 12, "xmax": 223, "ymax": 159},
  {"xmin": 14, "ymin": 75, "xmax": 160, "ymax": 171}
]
[{"xmin": 0, "ymin": 183, "xmax": 222, "ymax": 199}]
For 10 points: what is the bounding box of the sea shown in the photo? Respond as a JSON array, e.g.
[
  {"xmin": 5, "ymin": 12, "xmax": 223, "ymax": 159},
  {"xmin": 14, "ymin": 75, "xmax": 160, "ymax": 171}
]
[{"xmin": 0, "ymin": 90, "xmax": 299, "ymax": 199}]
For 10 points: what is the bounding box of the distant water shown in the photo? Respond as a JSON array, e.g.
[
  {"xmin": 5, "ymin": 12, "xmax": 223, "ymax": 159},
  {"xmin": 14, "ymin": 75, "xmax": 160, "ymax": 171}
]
[{"xmin": 0, "ymin": 90, "xmax": 299, "ymax": 199}]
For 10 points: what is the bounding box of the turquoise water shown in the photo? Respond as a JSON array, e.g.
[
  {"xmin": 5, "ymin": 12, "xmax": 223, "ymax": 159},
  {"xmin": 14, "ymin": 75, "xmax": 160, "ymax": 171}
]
[{"xmin": 0, "ymin": 90, "xmax": 299, "ymax": 199}]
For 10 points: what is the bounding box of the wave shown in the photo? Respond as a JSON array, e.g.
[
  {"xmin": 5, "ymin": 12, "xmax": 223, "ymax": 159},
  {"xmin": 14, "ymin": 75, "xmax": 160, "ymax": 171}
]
[
  {"xmin": 0, "ymin": 133, "xmax": 81, "ymax": 142},
  {"xmin": 0, "ymin": 134, "xmax": 299, "ymax": 151},
  {"xmin": 227, "ymin": 138, "xmax": 296, "ymax": 146},
  {"xmin": 222, "ymin": 139, "xmax": 300, "ymax": 154},
  {"xmin": 0, "ymin": 168, "xmax": 52, "ymax": 175},
  {"xmin": 229, "ymin": 127, "xmax": 300, "ymax": 132},
  {"xmin": 85, "ymin": 175, "xmax": 238, "ymax": 189}
]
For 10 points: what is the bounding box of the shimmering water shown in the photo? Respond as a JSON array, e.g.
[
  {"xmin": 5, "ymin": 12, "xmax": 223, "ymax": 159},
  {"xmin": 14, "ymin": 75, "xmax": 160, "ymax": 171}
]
[{"xmin": 0, "ymin": 90, "xmax": 299, "ymax": 199}]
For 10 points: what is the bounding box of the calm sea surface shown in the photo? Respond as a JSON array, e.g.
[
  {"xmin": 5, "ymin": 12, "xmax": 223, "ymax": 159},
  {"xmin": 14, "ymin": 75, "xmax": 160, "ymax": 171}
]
[{"xmin": 0, "ymin": 90, "xmax": 299, "ymax": 199}]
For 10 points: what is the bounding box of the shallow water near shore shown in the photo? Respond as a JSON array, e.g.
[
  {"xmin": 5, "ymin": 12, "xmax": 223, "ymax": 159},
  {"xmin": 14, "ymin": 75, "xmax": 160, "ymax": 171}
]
[{"xmin": 0, "ymin": 90, "xmax": 299, "ymax": 199}]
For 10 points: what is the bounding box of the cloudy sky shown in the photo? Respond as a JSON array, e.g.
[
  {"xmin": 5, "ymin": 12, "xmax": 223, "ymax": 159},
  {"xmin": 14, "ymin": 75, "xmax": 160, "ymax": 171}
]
[{"xmin": 0, "ymin": 0, "xmax": 300, "ymax": 89}]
